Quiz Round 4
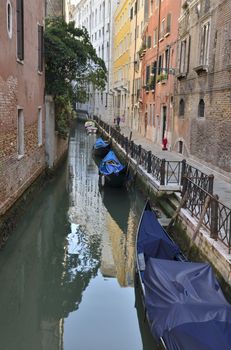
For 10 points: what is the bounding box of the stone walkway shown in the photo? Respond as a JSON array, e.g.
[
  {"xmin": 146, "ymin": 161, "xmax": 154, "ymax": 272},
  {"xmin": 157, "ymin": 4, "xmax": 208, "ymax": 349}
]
[{"xmin": 120, "ymin": 125, "xmax": 231, "ymax": 209}]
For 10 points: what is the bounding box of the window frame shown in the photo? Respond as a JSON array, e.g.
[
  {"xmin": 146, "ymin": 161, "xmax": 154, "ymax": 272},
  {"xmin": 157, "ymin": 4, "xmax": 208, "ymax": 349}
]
[
  {"xmin": 198, "ymin": 99, "xmax": 205, "ymax": 118},
  {"xmin": 6, "ymin": 1, "xmax": 13, "ymax": 39},
  {"xmin": 199, "ymin": 19, "xmax": 211, "ymax": 67},
  {"xmin": 17, "ymin": 107, "xmax": 24, "ymax": 159},
  {"xmin": 16, "ymin": 0, "xmax": 24, "ymax": 61}
]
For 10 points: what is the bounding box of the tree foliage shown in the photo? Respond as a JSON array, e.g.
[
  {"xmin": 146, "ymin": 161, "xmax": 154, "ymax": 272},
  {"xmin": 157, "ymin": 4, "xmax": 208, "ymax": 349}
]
[{"xmin": 44, "ymin": 17, "xmax": 107, "ymax": 137}]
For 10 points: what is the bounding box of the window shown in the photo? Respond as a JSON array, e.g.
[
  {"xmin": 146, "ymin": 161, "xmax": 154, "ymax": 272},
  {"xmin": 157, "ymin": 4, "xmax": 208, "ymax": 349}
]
[
  {"xmin": 130, "ymin": 7, "xmax": 133, "ymax": 20},
  {"xmin": 179, "ymin": 99, "xmax": 185, "ymax": 117},
  {"xmin": 38, "ymin": 25, "xmax": 44, "ymax": 72},
  {"xmin": 166, "ymin": 13, "xmax": 171, "ymax": 34},
  {"xmin": 198, "ymin": 99, "xmax": 205, "ymax": 118},
  {"xmin": 178, "ymin": 36, "xmax": 191, "ymax": 75},
  {"xmin": 16, "ymin": 0, "xmax": 24, "ymax": 61},
  {"xmin": 153, "ymin": 28, "xmax": 157, "ymax": 47},
  {"xmin": 179, "ymin": 40, "xmax": 186, "ymax": 73},
  {"xmin": 17, "ymin": 108, "xmax": 24, "ymax": 157},
  {"xmin": 147, "ymin": 36, "xmax": 151, "ymax": 48},
  {"xmin": 38, "ymin": 108, "xmax": 42, "ymax": 146},
  {"xmin": 146, "ymin": 65, "xmax": 150, "ymax": 90},
  {"xmin": 160, "ymin": 19, "xmax": 165, "ymax": 39},
  {"xmin": 200, "ymin": 21, "xmax": 210, "ymax": 66},
  {"xmin": 158, "ymin": 55, "xmax": 162, "ymax": 74},
  {"xmin": 165, "ymin": 47, "xmax": 170, "ymax": 76},
  {"xmin": 7, "ymin": 1, "xmax": 12, "ymax": 38},
  {"xmin": 151, "ymin": 61, "xmax": 157, "ymax": 90}
]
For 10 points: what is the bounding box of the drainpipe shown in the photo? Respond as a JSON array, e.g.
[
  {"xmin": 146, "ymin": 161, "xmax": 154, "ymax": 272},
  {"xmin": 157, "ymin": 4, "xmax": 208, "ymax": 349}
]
[
  {"xmin": 155, "ymin": 0, "xmax": 161, "ymax": 144},
  {"xmin": 155, "ymin": 0, "xmax": 161, "ymax": 94},
  {"xmin": 131, "ymin": 1, "xmax": 138, "ymax": 130}
]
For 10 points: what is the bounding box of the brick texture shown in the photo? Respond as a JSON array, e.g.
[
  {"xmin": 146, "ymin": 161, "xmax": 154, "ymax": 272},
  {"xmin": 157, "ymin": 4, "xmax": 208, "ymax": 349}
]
[
  {"xmin": 0, "ymin": 0, "xmax": 45, "ymax": 216},
  {"xmin": 174, "ymin": 0, "xmax": 231, "ymax": 172}
]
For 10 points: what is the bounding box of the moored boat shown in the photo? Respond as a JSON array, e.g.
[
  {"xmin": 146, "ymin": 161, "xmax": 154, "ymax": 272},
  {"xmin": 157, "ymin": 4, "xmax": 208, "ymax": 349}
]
[
  {"xmin": 93, "ymin": 137, "xmax": 111, "ymax": 157},
  {"xmin": 136, "ymin": 200, "xmax": 231, "ymax": 350},
  {"xmin": 85, "ymin": 120, "xmax": 98, "ymax": 134},
  {"xmin": 99, "ymin": 150, "xmax": 127, "ymax": 188}
]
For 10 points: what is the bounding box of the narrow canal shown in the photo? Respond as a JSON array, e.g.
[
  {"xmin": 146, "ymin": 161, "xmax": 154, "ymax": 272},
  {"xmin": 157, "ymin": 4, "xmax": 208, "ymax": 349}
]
[{"xmin": 0, "ymin": 121, "xmax": 158, "ymax": 350}]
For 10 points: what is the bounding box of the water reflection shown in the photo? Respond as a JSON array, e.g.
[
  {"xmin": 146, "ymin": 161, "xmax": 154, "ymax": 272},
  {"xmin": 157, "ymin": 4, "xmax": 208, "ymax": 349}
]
[{"xmin": 0, "ymin": 120, "xmax": 158, "ymax": 350}]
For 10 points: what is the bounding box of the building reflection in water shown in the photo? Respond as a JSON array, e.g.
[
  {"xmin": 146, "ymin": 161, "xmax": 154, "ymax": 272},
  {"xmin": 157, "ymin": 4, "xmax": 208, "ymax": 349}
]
[{"xmin": 0, "ymin": 121, "xmax": 150, "ymax": 350}]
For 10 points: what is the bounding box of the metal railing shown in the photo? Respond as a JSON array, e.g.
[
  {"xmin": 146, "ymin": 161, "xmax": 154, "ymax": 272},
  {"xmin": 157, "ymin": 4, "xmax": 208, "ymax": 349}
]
[
  {"xmin": 183, "ymin": 178, "xmax": 231, "ymax": 253},
  {"xmin": 94, "ymin": 116, "xmax": 231, "ymax": 251}
]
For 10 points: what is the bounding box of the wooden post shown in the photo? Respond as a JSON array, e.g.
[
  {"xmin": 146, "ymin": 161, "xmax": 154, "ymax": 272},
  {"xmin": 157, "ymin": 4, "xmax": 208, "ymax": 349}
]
[
  {"xmin": 187, "ymin": 195, "xmax": 211, "ymax": 257},
  {"xmin": 160, "ymin": 159, "xmax": 166, "ymax": 186},
  {"xmin": 181, "ymin": 159, "xmax": 187, "ymax": 186},
  {"xmin": 167, "ymin": 190, "xmax": 188, "ymax": 231},
  {"xmin": 131, "ymin": 141, "xmax": 134, "ymax": 158},
  {"xmin": 138, "ymin": 145, "xmax": 142, "ymax": 164},
  {"xmin": 210, "ymin": 194, "xmax": 219, "ymax": 240},
  {"xmin": 125, "ymin": 137, "xmax": 129, "ymax": 154},
  {"xmin": 147, "ymin": 151, "xmax": 152, "ymax": 173},
  {"xmin": 208, "ymin": 174, "xmax": 214, "ymax": 194}
]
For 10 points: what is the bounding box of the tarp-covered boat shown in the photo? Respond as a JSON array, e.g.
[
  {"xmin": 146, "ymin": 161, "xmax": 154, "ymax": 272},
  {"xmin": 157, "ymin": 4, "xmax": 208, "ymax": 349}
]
[
  {"xmin": 136, "ymin": 200, "xmax": 231, "ymax": 350},
  {"xmin": 93, "ymin": 137, "xmax": 111, "ymax": 157},
  {"xmin": 99, "ymin": 150, "xmax": 127, "ymax": 187}
]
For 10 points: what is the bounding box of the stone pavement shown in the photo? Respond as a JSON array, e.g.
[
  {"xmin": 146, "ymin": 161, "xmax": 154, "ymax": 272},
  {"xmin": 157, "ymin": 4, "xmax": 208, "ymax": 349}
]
[{"xmin": 120, "ymin": 125, "xmax": 231, "ymax": 209}]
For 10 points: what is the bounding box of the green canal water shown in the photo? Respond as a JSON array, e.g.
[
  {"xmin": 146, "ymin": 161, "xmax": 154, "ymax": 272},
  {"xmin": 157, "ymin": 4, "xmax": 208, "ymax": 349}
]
[{"xmin": 0, "ymin": 122, "xmax": 158, "ymax": 350}]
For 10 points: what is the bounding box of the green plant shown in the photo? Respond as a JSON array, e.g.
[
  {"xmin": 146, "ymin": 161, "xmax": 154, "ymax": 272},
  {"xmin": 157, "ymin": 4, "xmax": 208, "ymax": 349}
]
[
  {"xmin": 44, "ymin": 17, "xmax": 107, "ymax": 137},
  {"xmin": 138, "ymin": 42, "xmax": 147, "ymax": 57},
  {"xmin": 156, "ymin": 72, "xmax": 168, "ymax": 82}
]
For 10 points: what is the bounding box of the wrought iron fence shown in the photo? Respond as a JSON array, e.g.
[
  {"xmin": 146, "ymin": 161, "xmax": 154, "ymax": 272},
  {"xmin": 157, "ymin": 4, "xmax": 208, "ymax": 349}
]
[
  {"xmin": 184, "ymin": 163, "xmax": 214, "ymax": 193},
  {"xmin": 94, "ymin": 116, "xmax": 231, "ymax": 251},
  {"xmin": 183, "ymin": 178, "xmax": 231, "ymax": 253}
]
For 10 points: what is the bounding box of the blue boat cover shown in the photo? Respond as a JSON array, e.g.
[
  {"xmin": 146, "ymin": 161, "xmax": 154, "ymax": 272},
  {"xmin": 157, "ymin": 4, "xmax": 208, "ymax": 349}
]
[
  {"xmin": 99, "ymin": 151, "xmax": 125, "ymax": 175},
  {"xmin": 137, "ymin": 209, "xmax": 180, "ymax": 261},
  {"xmin": 144, "ymin": 258, "xmax": 231, "ymax": 350},
  {"xmin": 94, "ymin": 138, "xmax": 109, "ymax": 150}
]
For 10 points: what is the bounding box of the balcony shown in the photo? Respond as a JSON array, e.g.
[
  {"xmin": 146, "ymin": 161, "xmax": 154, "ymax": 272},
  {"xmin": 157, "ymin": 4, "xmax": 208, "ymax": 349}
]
[{"xmin": 193, "ymin": 64, "xmax": 208, "ymax": 75}]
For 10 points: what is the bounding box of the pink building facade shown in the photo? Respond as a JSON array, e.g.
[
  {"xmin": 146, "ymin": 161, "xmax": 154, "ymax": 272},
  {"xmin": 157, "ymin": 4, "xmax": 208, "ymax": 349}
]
[{"xmin": 0, "ymin": 0, "xmax": 46, "ymax": 216}]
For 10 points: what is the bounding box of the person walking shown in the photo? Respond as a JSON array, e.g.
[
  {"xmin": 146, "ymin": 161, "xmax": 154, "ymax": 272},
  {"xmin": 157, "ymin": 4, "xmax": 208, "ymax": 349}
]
[{"xmin": 116, "ymin": 116, "xmax": 121, "ymax": 126}]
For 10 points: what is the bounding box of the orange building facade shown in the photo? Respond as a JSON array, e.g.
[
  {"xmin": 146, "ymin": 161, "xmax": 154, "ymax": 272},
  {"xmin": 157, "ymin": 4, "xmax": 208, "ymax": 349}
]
[{"xmin": 139, "ymin": 0, "xmax": 181, "ymax": 149}]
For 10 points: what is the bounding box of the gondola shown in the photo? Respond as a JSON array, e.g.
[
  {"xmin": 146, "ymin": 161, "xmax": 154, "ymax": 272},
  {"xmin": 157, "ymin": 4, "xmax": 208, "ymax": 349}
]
[
  {"xmin": 99, "ymin": 150, "xmax": 127, "ymax": 188},
  {"xmin": 136, "ymin": 200, "xmax": 231, "ymax": 350},
  {"xmin": 93, "ymin": 137, "xmax": 111, "ymax": 158}
]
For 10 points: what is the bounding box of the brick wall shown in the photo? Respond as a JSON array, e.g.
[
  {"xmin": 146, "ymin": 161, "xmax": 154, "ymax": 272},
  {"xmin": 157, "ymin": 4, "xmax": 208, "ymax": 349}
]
[
  {"xmin": 174, "ymin": 0, "xmax": 231, "ymax": 173},
  {"xmin": 0, "ymin": 0, "xmax": 46, "ymax": 216}
]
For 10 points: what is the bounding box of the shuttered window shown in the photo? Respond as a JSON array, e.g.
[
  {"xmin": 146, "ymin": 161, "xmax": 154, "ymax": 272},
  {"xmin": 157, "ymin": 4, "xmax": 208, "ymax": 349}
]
[
  {"xmin": 38, "ymin": 25, "xmax": 44, "ymax": 72},
  {"xmin": 16, "ymin": 0, "xmax": 24, "ymax": 61}
]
